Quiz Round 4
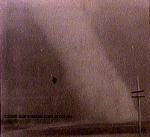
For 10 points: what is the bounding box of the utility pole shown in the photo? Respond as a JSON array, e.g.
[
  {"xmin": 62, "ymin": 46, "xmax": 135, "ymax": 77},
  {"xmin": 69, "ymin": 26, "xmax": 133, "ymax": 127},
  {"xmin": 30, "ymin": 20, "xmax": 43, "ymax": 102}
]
[{"xmin": 131, "ymin": 76, "xmax": 145, "ymax": 137}]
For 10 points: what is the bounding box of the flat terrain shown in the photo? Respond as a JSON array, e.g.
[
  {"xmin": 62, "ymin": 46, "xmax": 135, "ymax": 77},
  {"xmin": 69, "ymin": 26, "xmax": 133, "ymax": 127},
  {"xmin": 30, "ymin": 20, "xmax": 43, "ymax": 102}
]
[
  {"xmin": 1, "ymin": 132, "xmax": 149, "ymax": 137},
  {"xmin": 1, "ymin": 120, "xmax": 150, "ymax": 137}
]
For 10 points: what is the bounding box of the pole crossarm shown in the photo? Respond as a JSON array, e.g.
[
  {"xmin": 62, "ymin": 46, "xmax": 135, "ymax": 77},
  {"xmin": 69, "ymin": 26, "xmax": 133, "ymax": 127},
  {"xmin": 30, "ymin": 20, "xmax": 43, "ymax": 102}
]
[
  {"xmin": 131, "ymin": 90, "xmax": 144, "ymax": 93},
  {"xmin": 131, "ymin": 96, "xmax": 145, "ymax": 98}
]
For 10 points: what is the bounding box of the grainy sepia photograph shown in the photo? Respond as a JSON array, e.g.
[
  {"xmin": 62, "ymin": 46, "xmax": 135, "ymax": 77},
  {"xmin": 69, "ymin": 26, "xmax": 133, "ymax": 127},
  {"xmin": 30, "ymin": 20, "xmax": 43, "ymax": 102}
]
[{"xmin": 1, "ymin": 0, "xmax": 150, "ymax": 136}]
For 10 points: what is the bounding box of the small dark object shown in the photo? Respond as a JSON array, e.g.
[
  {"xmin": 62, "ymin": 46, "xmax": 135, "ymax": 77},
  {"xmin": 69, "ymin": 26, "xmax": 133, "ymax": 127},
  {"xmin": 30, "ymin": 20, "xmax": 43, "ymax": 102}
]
[{"xmin": 52, "ymin": 77, "xmax": 57, "ymax": 84}]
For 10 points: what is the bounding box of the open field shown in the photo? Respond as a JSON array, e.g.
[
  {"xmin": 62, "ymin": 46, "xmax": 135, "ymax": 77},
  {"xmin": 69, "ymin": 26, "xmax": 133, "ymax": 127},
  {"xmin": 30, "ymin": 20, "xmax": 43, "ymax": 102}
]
[{"xmin": 1, "ymin": 120, "xmax": 150, "ymax": 137}]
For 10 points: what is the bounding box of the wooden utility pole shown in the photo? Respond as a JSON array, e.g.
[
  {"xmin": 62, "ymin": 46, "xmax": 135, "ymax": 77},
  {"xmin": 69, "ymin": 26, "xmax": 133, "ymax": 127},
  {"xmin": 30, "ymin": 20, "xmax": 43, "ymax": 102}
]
[{"xmin": 131, "ymin": 76, "xmax": 145, "ymax": 136}]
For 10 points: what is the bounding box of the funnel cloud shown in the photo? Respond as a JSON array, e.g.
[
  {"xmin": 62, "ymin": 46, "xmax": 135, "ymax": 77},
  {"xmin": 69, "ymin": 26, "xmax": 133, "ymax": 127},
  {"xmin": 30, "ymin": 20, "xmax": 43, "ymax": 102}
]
[{"xmin": 1, "ymin": 0, "xmax": 149, "ymax": 123}]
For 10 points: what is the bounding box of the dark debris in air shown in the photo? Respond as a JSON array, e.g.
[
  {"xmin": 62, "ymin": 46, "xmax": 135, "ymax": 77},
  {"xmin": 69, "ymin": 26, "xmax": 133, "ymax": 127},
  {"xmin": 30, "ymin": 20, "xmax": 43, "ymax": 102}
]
[{"xmin": 52, "ymin": 77, "xmax": 57, "ymax": 84}]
